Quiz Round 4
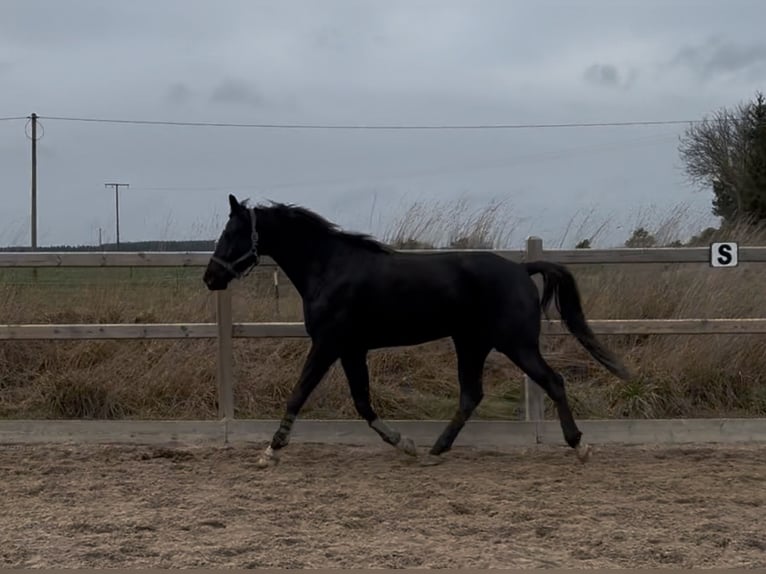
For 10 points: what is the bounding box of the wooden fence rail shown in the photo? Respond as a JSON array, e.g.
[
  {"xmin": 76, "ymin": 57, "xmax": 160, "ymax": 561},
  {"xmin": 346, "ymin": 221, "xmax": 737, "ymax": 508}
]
[
  {"xmin": 3, "ymin": 245, "xmax": 766, "ymax": 267},
  {"xmin": 2, "ymin": 318, "xmax": 766, "ymax": 341},
  {"xmin": 2, "ymin": 239, "xmax": 765, "ymax": 424}
]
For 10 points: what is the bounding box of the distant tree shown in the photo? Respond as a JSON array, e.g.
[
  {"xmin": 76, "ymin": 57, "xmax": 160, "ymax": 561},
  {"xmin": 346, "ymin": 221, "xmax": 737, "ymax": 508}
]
[
  {"xmin": 575, "ymin": 239, "xmax": 591, "ymax": 249},
  {"xmin": 742, "ymin": 92, "xmax": 766, "ymax": 219},
  {"xmin": 624, "ymin": 227, "xmax": 656, "ymax": 248},
  {"xmin": 684, "ymin": 226, "xmax": 720, "ymax": 247},
  {"xmin": 678, "ymin": 91, "xmax": 766, "ymax": 223}
]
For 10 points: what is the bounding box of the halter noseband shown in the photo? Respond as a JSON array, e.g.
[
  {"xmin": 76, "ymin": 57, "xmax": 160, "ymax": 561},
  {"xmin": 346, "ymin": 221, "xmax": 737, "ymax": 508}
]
[{"xmin": 210, "ymin": 207, "xmax": 260, "ymax": 279}]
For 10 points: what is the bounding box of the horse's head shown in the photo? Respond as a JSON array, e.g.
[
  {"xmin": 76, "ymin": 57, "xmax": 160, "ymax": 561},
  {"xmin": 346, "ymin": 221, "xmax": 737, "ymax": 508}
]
[{"xmin": 203, "ymin": 194, "xmax": 261, "ymax": 291}]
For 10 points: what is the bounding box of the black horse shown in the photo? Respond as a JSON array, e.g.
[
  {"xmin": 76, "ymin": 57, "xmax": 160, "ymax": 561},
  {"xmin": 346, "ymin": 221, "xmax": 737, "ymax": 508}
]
[{"xmin": 203, "ymin": 194, "xmax": 631, "ymax": 467}]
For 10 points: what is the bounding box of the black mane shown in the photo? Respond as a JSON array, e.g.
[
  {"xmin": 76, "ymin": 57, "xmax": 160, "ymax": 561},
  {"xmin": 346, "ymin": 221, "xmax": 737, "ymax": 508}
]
[{"xmin": 260, "ymin": 201, "xmax": 394, "ymax": 254}]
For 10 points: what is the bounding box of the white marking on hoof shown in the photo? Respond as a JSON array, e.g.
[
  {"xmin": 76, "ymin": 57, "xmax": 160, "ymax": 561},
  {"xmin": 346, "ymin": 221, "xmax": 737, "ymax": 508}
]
[
  {"xmin": 397, "ymin": 436, "xmax": 418, "ymax": 457},
  {"xmin": 419, "ymin": 454, "xmax": 446, "ymax": 467},
  {"xmin": 255, "ymin": 445, "xmax": 279, "ymax": 469},
  {"xmin": 576, "ymin": 442, "xmax": 592, "ymax": 463}
]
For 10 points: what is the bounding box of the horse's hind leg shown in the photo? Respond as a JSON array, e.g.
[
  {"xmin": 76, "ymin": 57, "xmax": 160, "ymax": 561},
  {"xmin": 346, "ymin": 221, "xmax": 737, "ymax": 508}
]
[
  {"xmin": 425, "ymin": 338, "xmax": 489, "ymax": 464},
  {"xmin": 499, "ymin": 341, "xmax": 591, "ymax": 462},
  {"xmin": 340, "ymin": 351, "xmax": 418, "ymax": 458}
]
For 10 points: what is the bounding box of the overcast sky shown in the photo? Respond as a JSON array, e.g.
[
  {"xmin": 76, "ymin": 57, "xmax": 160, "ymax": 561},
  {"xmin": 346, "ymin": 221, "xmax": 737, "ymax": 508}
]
[{"xmin": 1, "ymin": 0, "xmax": 765, "ymax": 248}]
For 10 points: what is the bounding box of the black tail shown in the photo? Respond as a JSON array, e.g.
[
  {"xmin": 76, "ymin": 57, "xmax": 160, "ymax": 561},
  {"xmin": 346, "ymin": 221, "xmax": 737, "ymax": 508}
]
[{"xmin": 524, "ymin": 260, "xmax": 632, "ymax": 381}]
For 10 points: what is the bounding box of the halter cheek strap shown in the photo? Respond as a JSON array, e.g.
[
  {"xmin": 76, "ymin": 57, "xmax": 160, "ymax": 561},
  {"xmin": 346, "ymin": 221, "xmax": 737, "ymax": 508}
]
[{"xmin": 211, "ymin": 207, "xmax": 260, "ymax": 279}]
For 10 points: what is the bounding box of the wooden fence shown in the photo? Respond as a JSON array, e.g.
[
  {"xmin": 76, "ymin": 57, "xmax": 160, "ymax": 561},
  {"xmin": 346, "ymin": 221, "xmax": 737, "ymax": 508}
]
[{"xmin": 2, "ymin": 239, "xmax": 766, "ymax": 426}]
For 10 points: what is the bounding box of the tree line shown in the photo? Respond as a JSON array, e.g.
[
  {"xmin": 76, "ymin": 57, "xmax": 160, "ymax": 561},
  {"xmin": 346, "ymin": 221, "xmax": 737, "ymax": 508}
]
[{"xmin": 0, "ymin": 240, "xmax": 216, "ymax": 252}]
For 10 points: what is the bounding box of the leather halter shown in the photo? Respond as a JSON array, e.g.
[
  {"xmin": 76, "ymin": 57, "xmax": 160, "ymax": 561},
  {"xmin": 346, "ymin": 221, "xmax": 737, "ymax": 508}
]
[{"xmin": 210, "ymin": 207, "xmax": 260, "ymax": 279}]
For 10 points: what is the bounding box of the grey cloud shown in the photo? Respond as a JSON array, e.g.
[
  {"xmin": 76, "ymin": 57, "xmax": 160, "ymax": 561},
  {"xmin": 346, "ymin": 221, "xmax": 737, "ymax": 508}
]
[
  {"xmin": 0, "ymin": 2, "xmax": 120, "ymax": 46},
  {"xmin": 583, "ymin": 63, "xmax": 638, "ymax": 90},
  {"xmin": 209, "ymin": 78, "xmax": 264, "ymax": 107},
  {"xmin": 0, "ymin": 0, "xmax": 243, "ymax": 48},
  {"xmin": 584, "ymin": 64, "xmax": 620, "ymax": 87},
  {"xmin": 314, "ymin": 26, "xmax": 347, "ymax": 52},
  {"xmin": 670, "ymin": 37, "xmax": 766, "ymax": 81},
  {"xmin": 313, "ymin": 24, "xmax": 387, "ymax": 53},
  {"xmin": 166, "ymin": 83, "xmax": 193, "ymax": 106}
]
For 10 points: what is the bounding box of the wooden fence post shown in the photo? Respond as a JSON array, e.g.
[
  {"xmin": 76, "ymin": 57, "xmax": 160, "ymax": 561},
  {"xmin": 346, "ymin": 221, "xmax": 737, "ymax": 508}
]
[
  {"xmin": 273, "ymin": 268, "xmax": 280, "ymax": 317},
  {"xmin": 215, "ymin": 289, "xmax": 234, "ymax": 421},
  {"xmin": 524, "ymin": 236, "xmax": 546, "ymax": 422}
]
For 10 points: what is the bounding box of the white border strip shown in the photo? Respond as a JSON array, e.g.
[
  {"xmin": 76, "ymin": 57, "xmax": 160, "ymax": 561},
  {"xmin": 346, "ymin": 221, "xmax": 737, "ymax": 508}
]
[{"xmin": 0, "ymin": 418, "xmax": 763, "ymax": 446}]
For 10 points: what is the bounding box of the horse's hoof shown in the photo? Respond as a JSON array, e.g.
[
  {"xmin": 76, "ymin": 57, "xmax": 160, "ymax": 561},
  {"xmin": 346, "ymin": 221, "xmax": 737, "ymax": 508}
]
[
  {"xmin": 419, "ymin": 454, "xmax": 446, "ymax": 467},
  {"xmin": 397, "ymin": 436, "xmax": 418, "ymax": 457},
  {"xmin": 575, "ymin": 442, "xmax": 592, "ymax": 463},
  {"xmin": 255, "ymin": 446, "xmax": 279, "ymax": 469}
]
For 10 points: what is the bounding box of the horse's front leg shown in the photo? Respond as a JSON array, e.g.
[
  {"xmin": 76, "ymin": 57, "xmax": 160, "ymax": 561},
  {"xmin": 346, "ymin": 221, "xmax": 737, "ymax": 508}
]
[{"xmin": 256, "ymin": 341, "xmax": 338, "ymax": 468}]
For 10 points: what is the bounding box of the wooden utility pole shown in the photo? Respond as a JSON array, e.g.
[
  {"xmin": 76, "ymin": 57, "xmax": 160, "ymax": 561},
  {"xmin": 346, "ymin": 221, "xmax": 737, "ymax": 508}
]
[
  {"xmin": 30, "ymin": 113, "xmax": 38, "ymax": 250},
  {"xmin": 104, "ymin": 182, "xmax": 129, "ymax": 248}
]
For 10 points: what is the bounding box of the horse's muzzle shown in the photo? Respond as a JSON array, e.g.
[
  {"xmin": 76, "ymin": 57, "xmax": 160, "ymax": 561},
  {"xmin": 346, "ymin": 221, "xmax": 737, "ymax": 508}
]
[{"xmin": 203, "ymin": 267, "xmax": 229, "ymax": 291}]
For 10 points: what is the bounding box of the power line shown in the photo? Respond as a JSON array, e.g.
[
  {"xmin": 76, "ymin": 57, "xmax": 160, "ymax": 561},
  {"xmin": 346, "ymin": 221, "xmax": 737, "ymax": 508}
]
[
  {"xmin": 36, "ymin": 114, "xmax": 703, "ymax": 131},
  {"xmin": 0, "ymin": 116, "xmax": 27, "ymax": 122}
]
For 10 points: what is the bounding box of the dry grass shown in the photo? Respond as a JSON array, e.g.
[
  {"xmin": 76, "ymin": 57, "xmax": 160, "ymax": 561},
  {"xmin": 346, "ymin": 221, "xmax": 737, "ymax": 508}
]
[{"xmin": 1, "ymin": 202, "xmax": 765, "ymax": 421}]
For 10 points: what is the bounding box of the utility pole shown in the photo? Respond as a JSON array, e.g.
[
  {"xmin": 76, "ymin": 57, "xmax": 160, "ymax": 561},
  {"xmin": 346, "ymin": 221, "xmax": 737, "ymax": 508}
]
[
  {"xmin": 29, "ymin": 113, "xmax": 38, "ymax": 250},
  {"xmin": 104, "ymin": 182, "xmax": 129, "ymax": 248}
]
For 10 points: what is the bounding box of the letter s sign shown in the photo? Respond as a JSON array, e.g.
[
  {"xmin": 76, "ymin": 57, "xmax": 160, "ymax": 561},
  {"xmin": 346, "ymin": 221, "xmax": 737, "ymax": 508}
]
[{"xmin": 710, "ymin": 242, "xmax": 739, "ymax": 268}]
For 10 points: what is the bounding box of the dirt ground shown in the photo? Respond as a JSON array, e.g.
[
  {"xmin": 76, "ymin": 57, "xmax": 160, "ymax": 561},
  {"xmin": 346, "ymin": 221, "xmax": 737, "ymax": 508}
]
[{"xmin": 0, "ymin": 440, "xmax": 764, "ymax": 568}]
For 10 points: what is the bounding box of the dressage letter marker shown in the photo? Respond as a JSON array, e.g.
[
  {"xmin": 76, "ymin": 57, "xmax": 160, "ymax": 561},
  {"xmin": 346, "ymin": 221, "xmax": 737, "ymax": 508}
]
[{"xmin": 710, "ymin": 242, "xmax": 738, "ymax": 268}]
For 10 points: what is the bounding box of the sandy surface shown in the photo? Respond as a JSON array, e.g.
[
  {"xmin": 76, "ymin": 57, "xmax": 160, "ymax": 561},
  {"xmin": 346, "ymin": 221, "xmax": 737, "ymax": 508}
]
[{"xmin": 0, "ymin": 441, "xmax": 764, "ymax": 568}]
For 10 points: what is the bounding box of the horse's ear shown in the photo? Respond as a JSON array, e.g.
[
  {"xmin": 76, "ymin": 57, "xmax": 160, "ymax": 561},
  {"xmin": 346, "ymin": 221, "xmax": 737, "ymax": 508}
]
[{"xmin": 228, "ymin": 194, "xmax": 240, "ymax": 214}]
